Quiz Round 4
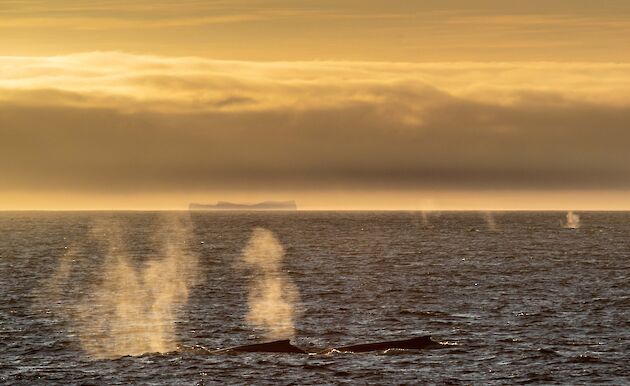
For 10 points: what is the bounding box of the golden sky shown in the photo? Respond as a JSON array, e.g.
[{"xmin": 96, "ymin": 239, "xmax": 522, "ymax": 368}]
[
  {"xmin": 1, "ymin": 1, "xmax": 630, "ymax": 209},
  {"xmin": 3, "ymin": 0, "xmax": 630, "ymax": 61}
]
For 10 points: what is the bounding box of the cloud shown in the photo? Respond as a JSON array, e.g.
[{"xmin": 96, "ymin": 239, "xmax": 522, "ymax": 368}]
[
  {"xmin": 1, "ymin": 52, "xmax": 629, "ymax": 193},
  {"xmin": 0, "ymin": 1, "xmax": 403, "ymax": 31}
]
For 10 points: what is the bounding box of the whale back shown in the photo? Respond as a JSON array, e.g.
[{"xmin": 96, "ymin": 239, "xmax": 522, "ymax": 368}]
[
  {"xmin": 228, "ymin": 339, "xmax": 306, "ymax": 353},
  {"xmin": 335, "ymin": 335, "xmax": 438, "ymax": 352},
  {"xmin": 184, "ymin": 336, "xmax": 441, "ymax": 355}
]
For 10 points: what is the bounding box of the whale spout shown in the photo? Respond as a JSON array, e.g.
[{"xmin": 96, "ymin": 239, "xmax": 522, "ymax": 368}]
[
  {"xmin": 334, "ymin": 336, "xmax": 440, "ymax": 352},
  {"xmin": 228, "ymin": 339, "xmax": 306, "ymax": 353}
]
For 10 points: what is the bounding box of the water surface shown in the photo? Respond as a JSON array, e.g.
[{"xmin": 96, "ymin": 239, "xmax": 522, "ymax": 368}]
[{"xmin": 1, "ymin": 211, "xmax": 628, "ymax": 384}]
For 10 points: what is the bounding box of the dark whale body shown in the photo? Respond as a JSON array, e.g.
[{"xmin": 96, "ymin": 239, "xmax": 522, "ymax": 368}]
[
  {"xmin": 227, "ymin": 336, "xmax": 441, "ymax": 354},
  {"xmin": 227, "ymin": 339, "xmax": 306, "ymax": 353},
  {"xmin": 179, "ymin": 336, "xmax": 442, "ymax": 355},
  {"xmin": 334, "ymin": 336, "xmax": 440, "ymax": 352}
]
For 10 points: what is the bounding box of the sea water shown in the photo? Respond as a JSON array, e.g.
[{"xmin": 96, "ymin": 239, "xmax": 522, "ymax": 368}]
[{"xmin": 1, "ymin": 211, "xmax": 628, "ymax": 384}]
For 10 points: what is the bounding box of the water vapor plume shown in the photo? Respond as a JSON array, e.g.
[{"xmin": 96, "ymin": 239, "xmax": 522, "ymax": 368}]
[
  {"xmin": 74, "ymin": 215, "xmax": 199, "ymax": 359},
  {"xmin": 420, "ymin": 210, "xmax": 430, "ymax": 227},
  {"xmin": 484, "ymin": 211, "xmax": 498, "ymax": 231},
  {"xmin": 39, "ymin": 246, "xmax": 79, "ymax": 303},
  {"xmin": 239, "ymin": 228, "xmax": 300, "ymax": 341},
  {"xmin": 564, "ymin": 211, "xmax": 581, "ymax": 229}
]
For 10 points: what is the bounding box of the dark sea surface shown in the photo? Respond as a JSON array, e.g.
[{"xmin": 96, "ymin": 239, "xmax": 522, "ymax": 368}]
[{"xmin": 0, "ymin": 211, "xmax": 629, "ymax": 385}]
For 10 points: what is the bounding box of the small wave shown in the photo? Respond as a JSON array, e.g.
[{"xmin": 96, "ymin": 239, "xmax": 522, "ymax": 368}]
[
  {"xmin": 377, "ymin": 348, "xmax": 424, "ymax": 356},
  {"xmin": 569, "ymin": 353, "xmax": 603, "ymax": 364},
  {"xmin": 177, "ymin": 344, "xmax": 212, "ymax": 355},
  {"xmin": 302, "ymin": 363, "xmax": 336, "ymax": 372},
  {"xmin": 520, "ymin": 371, "xmax": 555, "ymax": 384},
  {"xmin": 399, "ymin": 309, "xmax": 449, "ymax": 317},
  {"xmin": 316, "ymin": 348, "xmax": 343, "ymax": 356},
  {"xmin": 315, "ymin": 290, "xmax": 345, "ymax": 297},
  {"xmin": 451, "ymin": 313, "xmax": 480, "ymax": 319},
  {"xmin": 537, "ymin": 347, "xmax": 560, "ymax": 356},
  {"xmin": 226, "ymin": 326, "xmax": 249, "ymax": 333}
]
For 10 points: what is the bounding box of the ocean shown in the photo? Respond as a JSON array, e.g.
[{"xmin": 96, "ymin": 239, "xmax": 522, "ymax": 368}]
[{"xmin": 1, "ymin": 211, "xmax": 628, "ymax": 385}]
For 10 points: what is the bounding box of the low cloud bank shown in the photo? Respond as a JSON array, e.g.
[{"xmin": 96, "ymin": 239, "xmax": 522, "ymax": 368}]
[{"xmin": 1, "ymin": 53, "xmax": 629, "ymax": 192}]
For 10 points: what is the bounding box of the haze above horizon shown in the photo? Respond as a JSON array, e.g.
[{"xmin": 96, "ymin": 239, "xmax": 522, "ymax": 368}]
[{"xmin": 2, "ymin": 1, "xmax": 630, "ymax": 210}]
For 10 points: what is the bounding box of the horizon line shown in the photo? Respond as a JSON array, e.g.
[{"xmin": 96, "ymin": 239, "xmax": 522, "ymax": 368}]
[{"xmin": 1, "ymin": 208, "xmax": 629, "ymax": 212}]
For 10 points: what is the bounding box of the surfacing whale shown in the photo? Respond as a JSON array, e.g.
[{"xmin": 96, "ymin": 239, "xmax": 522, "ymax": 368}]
[
  {"xmin": 178, "ymin": 336, "xmax": 443, "ymax": 355},
  {"xmin": 178, "ymin": 340, "xmax": 307, "ymax": 354},
  {"xmin": 333, "ymin": 336, "xmax": 440, "ymax": 353},
  {"xmin": 226, "ymin": 339, "xmax": 306, "ymax": 353}
]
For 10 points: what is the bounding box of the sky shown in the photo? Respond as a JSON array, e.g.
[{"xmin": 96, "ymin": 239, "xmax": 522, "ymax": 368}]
[{"xmin": 1, "ymin": 0, "xmax": 630, "ymax": 210}]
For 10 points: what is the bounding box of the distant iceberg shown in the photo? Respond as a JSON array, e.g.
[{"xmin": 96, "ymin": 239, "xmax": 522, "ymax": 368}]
[{"xmin": 189, "ymin": 200, "xmax": 297, "ymax": 211}]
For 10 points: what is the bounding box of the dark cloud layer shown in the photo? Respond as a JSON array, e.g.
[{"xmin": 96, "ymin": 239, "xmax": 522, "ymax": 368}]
[{"xmin": 2, "ymin": 96, "xmax": 629, "ymax": 192}]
